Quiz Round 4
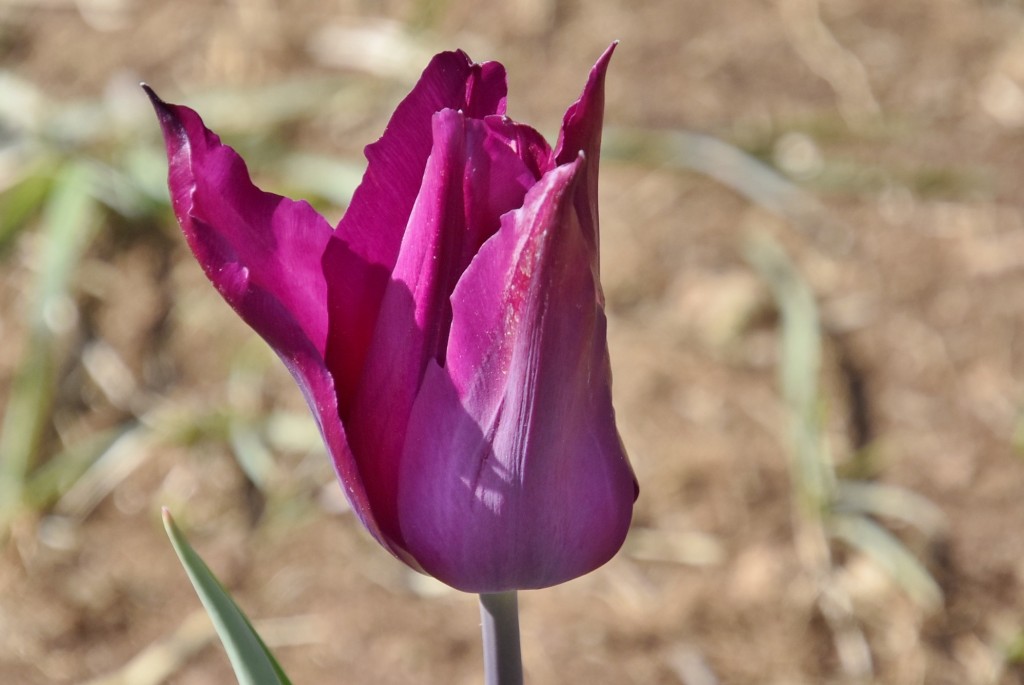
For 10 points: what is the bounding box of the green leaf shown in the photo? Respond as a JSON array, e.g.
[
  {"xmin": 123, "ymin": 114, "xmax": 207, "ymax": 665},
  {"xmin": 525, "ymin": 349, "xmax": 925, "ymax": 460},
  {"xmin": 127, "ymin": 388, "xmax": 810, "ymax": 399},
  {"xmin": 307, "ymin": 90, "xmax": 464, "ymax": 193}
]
[
  {"xmin": 22, "ymin": 423, "xmax": 128, "ymax": 510},
  {"xmin": 162, "ymin": 509, "xmax": 292, "ymax": 685},
  {"xmin": 1006, "ymin": 628, "xmax": 1024, "ymax": 664},
  {"xmin": 745, "ymin": 233, "xmax": 835, "ymax": 511},
  {"xmin": 0, "ymin": 162, "xmax": 97, "ymax": 527},
  {"xmin": 834, "ymin": 480, "xmax": 946, "ymax": 538},
  {"xmin": 0, "ymin": 166, "xmax": 54, "ymax": 257},
  {"xmin": 829, "ymin": 514, "xmax": 943, "ymax": 611}
]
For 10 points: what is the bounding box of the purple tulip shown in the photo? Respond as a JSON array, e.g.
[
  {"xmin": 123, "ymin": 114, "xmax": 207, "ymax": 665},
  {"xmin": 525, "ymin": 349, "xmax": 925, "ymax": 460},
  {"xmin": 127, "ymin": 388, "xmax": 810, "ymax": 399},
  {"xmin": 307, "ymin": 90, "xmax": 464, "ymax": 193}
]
[{"xmin": 147, "ymin": 44, "xmax": 637, "ymax": 593}]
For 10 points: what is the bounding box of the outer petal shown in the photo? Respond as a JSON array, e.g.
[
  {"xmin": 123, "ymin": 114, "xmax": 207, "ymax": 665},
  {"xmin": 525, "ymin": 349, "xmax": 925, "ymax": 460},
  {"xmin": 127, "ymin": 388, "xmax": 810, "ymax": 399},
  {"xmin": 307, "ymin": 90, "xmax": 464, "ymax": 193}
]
[
  {"xmin": 323, "ymin": 52, "xmax": 508, "ymax": 415},
  {"xmin": 553, "ymin": 42, "xmax": 615, "ymax": 283},
  {"xmin": 346, "ymin": 109, "xmax": 536, "ymax": 549},
  {"xmin": 146, "ymin": 87, "xmax": 332, "ymax": 353},
  {"xmin": 397, "ymin": 159, "xmax": 636, "ymax": 592},
  {"xmin": 145, "ymin": 88, "xmax": 388, "ymax": 550}
]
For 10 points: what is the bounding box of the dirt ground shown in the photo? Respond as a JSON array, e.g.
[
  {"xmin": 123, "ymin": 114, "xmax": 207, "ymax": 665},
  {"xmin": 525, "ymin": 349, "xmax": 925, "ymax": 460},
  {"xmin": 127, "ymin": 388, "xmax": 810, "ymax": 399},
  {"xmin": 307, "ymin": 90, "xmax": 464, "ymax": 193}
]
[{"xmin": 3, "ymin": 0, "xmax": 1024, "ymax": 683}]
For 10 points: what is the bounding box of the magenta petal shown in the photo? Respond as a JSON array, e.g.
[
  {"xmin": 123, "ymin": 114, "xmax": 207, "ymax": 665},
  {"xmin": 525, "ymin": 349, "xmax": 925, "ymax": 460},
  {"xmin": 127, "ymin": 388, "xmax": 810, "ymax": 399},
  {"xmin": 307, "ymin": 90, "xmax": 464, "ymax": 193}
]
[
  {"xmin": 146, "ymin": 87, "xmax": 333, "ymax": 353},
  {"xmin": 145, "ymin": 87, "xmax": 389, "ymax": 550},
  {"xmin": 552, "ymin": 43, "xmax": 615, "ymax": 280},
  {"xmin": 396, "ymin": 160, "xmax": 636, "ymax": 592},
  {"xmin": 483, "ymin": 115, "xmax": 553, "ymax": 179},
  {"xmin": 336, "ymin": 51, "xmax": 508, "ymax": 270},
  {"xmin": 553, "ymin": 42, "xmax": 614, "ymax": 169},
  {"xmin": 324, "ymin": 52, "xmax": 508, "ymax": 415},
  {"xmin": 346, "ymin": 108, "xmax": 536, "ymax": 547}
]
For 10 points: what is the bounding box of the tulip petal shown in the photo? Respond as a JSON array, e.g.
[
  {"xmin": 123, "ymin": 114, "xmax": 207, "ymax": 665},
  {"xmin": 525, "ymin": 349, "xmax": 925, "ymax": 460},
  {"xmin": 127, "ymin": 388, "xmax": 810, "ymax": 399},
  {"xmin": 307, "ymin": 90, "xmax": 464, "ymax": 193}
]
[
  {"xmin": 553, "ymin": 43, "xmax": 614, "ymax": 168},
  {"xmin": 147, "ymin": 87, "xmax": 332, "ymax": 353},
  {"xmin": 336, "ymin": 51, "xmax": 508, "ymax": 269},
  {"xmin": 145, "ymin": 88, "xmax": 387, "ymax": 549},
  {"xmin": 397, "ymin": 159, "xmax": 635, "ymax": 591},
  {"xmin": 324, "ymin": 52, "xmax": 508, "ymax": 415},
  {"xmin": 346, "ymin": 108, "xmax": 536, "ymax": 547},
  {"xmin": 553, "ymin": 43, "xmax": 615, "ymax": 281},
  {"xmin": 483, "ymin": 115, "xmax": 553, "ymax": 180}
]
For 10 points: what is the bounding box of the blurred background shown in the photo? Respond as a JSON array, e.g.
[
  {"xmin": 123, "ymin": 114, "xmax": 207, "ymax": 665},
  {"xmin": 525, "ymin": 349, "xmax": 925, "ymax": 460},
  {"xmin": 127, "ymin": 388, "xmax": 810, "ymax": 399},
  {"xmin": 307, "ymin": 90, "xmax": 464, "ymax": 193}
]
[{"xmin": 2, "ymin": 0, "xmax": 1024, "ymax": 683}]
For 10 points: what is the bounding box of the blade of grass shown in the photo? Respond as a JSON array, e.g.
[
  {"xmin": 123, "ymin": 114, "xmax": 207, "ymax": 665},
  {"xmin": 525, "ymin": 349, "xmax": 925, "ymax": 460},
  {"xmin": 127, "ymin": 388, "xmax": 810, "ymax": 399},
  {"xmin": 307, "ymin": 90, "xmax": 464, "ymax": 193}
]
[
  {"xmin": 55, "ymin": 422, "xmax": 154, "ymax": 520},
  {"xmin": 834, "ymin": 480, "xmax": 946, "ymax": 537},
  {"xmin": 0, "ymin": 165, "xmax": 54, "ymax": 256},
  {"xmin": 746, "ymin": 233, "xmax": 941, "ymax": 613},
  {"xmin": 603, "ymin": 127, "xmax": 849, "ymax": 251},
  {"xmin": 21, "ymin": 423, "xmax": 128, "ymax": 511},
  {"xmin": 744, "ymin": 232, "xmax": 834, "ymax": 512},
  {"xmin": 829, "ymin": 514, "xmax": 943, "ymax": 610},
  {"xmin": 0, "ymin": 162, "xmax": 97, "ymax": 528},
  {"xmin": 229, "ymin": 421, "xmax": 280, "ymax": 492},
  {"xmin": 54, "ymin": 401, "xmax": 235, "ymax": 521},
  {"xmin": 603, "ymin": 127, "xmax": 819, "ymax": 219},
  {"xmin": 1006, "ymin": 629, "xmax": 1024, "ymax": 665},
  {"xmin": 162, "ymin": 509, "xmax": 292, "ymax": 685},
  {"xmin": 746, "ymin": 233, "xmax": 875, "ymax": 679}
]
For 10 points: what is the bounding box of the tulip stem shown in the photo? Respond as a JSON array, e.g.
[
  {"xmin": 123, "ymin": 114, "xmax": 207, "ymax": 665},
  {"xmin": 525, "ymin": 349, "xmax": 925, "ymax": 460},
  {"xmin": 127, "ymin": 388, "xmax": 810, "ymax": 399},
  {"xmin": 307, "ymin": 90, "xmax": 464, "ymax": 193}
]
[{"xmin": 479, "ymin": 591, "xmax": 523, "ymax": 685}]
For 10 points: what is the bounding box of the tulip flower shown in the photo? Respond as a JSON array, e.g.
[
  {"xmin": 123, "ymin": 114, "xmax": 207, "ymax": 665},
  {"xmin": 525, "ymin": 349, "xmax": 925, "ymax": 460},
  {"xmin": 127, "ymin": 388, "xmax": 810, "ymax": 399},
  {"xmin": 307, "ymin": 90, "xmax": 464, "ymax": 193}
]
[{"xmin": 146, "ymin": 44, "xmax": 637, "ymax": 595}]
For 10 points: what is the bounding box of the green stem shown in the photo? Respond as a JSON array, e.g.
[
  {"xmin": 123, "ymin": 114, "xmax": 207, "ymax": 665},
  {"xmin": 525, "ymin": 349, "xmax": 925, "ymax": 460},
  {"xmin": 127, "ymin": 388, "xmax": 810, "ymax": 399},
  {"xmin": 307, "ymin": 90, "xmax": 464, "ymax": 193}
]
[{"xmin": 479, "ymin": 591, "xmax": 523, "ymax": 685}]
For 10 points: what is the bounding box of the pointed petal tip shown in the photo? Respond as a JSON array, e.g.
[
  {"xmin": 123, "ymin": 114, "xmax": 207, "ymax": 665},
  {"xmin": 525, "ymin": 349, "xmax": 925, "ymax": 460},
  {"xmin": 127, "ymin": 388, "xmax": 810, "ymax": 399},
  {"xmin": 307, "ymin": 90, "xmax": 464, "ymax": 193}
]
[
  {"xmin": 140, "ymin": 82, "xmax": 164, "ymax": 109},
  {"xmin": 592, "ymin": 42, "xmax": 617, "ymax": 81},
  {"xmin": 589, "ymin": 42, "xmax": 617, "ymax": 78},
  {"xmin": 141, "ymin": 83, "xmax": 185, "ymax": 140},
  {"xmin": 552, "ymin": 44, "xmax": 616, "ymax": 166}
]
